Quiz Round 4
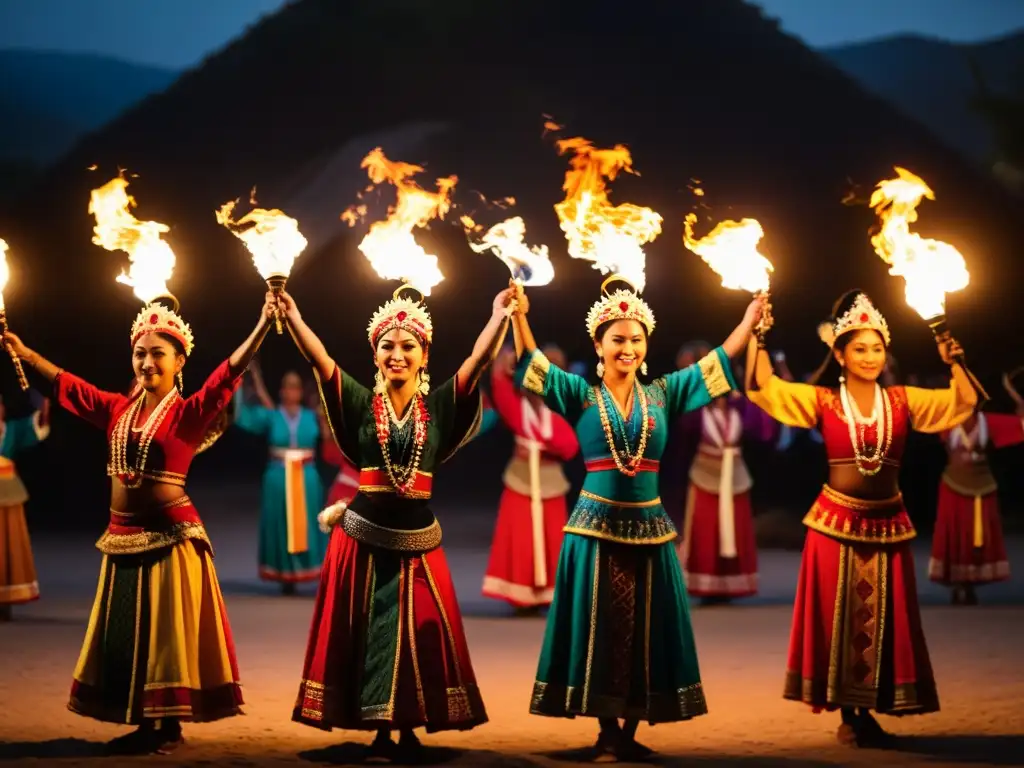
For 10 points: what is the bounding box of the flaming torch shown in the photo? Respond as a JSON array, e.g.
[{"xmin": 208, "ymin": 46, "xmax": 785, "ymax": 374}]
[
  {"xmin": 553, "ymin": 136, "xmax": 662, "ymax": 294},
  {"xmin": 868, "ymin": 167, "xmax": 986, "ymax": 399},
  {"xmin": 464, "ymin": 215, "xmax": 553, "ymax": 314},
  {"xmin": 0, "ymin": 239, "xmax": 28, "ymax": 390},
  {"xmin": 683, "ymin": 213, "xmax": 775, "ymax": 344},
  {"xmin": 89, "ymin": 174, "xmax": 177, "ymax": 307},
  {"xmin": 342, "ymin": 147, "xmax": 452, "ymax": 300},
  {"xmin": 216, "ymin": 199, "xmax": 308, "ymax": 334}
]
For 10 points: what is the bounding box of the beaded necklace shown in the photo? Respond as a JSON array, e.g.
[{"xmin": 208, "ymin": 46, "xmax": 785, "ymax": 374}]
[
  {"xmin": 108, "ymin": 387, "xmax": 180, "ymax": 488},
  {"xmin": 594, "ymin": 380, "xmax": 650, "ymax": 477},
  {"xmin": 372, "ymin": 390, "xmax": 430, "ymax": 495},
  {"xmin": 839, "ymin": 382, "xmax": 893, "ymax": 476}
]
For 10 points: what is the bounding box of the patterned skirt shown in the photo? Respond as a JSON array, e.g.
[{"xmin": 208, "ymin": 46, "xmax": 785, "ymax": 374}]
[
  {"xmin": 69, "ymin": 540, "xmax": 243, "ymax": 724},
  {"xmin": 530, "ymin": 532, "xmax": 708, "ymax": 723},
  {"xmin": 929, "ymin": 482, "xmax": 1010, "ymax": 585},
  {"xmin": 293, "ymin": 526, "xmax": 487, "ymax": 733}
]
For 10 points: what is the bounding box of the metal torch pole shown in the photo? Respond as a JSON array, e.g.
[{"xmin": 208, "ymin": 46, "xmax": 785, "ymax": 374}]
[
  {"xmin": 927, "ymin": 314, "xmax": 989, "ymax": 403},
  {"xmin": 0, "ymin": 310, "xmax": 29, "ymax": 391},
  {"xmin": 265, "ymin": 275, "xmax": 286, "ymax": 334}
]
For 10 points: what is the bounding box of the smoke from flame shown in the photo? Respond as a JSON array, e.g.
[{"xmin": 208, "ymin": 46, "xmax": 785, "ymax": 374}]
[
  {"xmin": 465, "ymin": 216, "xmax": 554, "ymax": 286},
  {"xmin": 89, "ymin": 175, "xmax": 176, "ymax": 304},
  {"xmin": 869, "ymin": 167, "xmax": 969, "ymax": 320},
  {"xmin": 553, "ymin": 137, "xmax": 661, "ymax": 293},
  {"xmin": 216, "ymin": 200, "xmax": 308, "ymax": 280},
  {"xmin": 342, "ymin": 147, "xmax": 452, "ymax": 296},
  {"xmin": 683, "ymin": 213, "xmax": 773, "ymax": 293}
]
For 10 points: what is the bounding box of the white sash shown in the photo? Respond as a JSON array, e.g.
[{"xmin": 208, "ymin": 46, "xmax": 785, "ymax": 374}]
[
  {"xmin": 520, "ymin": 397, "xmax": 553, "ymax": 588},
  {"xmin": 702, "ymin": 406, "xmax": 742, "ymax": 558},
  {"xmin": 949, "ymin": 413, "xmax": 987, "ymax": 452}
]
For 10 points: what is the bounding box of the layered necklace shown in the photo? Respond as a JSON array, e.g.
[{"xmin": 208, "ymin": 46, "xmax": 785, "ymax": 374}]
[
  {"xmin": 838, "ymin": 382, "xmax": 893, "ymax": 476},
  {"xmin": 108, "ymin": 387, "xmax": 180, "ymax": 488},
  {"xmin": 372, "ymin": 390, "xmax": 429, "ymax": 495},
  {"xmin": 594, "ymin": 380, "xmax": 650, "ymax": 477}
]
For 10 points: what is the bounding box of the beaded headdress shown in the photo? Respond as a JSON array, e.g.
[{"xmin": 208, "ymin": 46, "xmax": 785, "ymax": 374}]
[
  {"xmin": 585, "ymin": 275, "xmax": 656, "ymax": 340},
  {"xmin": 817, "ymin": 292, "xmax": 890, "ymax": 348},
  {"xmin": 130, "ymin": 296, "xmax": 194, "ymax": 356},
  {"xmin": 367, "ymin": 284, "xmax": 433, "ymax": 348}
]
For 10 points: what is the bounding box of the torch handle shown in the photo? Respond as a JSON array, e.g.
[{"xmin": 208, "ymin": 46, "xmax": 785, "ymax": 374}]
[
  {"xmin": 928, "ymin": 318, "xmax": 989, "ymax": 403},
  {"xmin": 266, "ymin": 278, "xmax": 286, "ymax": 335},
  {"xmin": 0, "ymin": 315, "xmax": 28, "ymax": 391},
  {"xmin": 953, "ymin": 352, "xmax": 990, "ymax": 403}
]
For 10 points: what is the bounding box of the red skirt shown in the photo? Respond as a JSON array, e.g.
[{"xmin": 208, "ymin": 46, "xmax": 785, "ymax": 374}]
[
  {"xmin": 785, "ymin": 524, "xmax": 938, "ymax": 715},
  {"xmin": 293, "ymin": 526, "xmax": 487, "ymax": 733},
  {"xmin": 679, "ymin": 486, "xmax": 758, "ymax": 597},
  {"xmin": 482, "ymin": 487, "xmax": 566, "ymax": 607},
  {"xmin": 929, "ymin": 482, "xmax": 1010, "ymax": 585}
]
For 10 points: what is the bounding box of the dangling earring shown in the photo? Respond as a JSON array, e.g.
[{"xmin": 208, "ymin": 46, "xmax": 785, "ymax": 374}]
[
  {"xmin": 374, "ymin": 369, "xmax": 386, "ymax": 394},
  {"xmin": 838, "ymin": 367, "xmax": 846, "ymax": 385},
  {"xmin": 417, "ymin": 369, "xmax": 431, "ymax": 396},
  {"xmin": 176, "ymin": 371, "xmax": 184, "ymax": 391},
  {"xmin": 640, "ymin": 361, "xmax": 648, "ymax": 377},
  {"xmin": 596, "ymin": 359, "xmax": 605, "ymax": 378}
]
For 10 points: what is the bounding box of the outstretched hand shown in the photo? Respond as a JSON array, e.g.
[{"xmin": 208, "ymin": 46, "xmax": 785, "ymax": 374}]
[
  {"xmin": 493, "ymin": 285, "xmax": 518, "ymax": 316},
  {"xmin": 275, "ymin": 290, "xmax": 301, "ymax": 324},
  {"xmin": 2, "ymin": 330, "xmax": 30, "ymax": 359},
  {"xmin": 938, "ymin": 336, "xmax": 964, "ymax": 366}
]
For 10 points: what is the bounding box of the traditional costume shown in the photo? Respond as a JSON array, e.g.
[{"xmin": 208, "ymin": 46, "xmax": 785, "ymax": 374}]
[
  {"xmin": 0, "ymin": 401, "xmax": 50, "ymax": 610},
  {"xmin": 233, "ymin": 392, "xmax": 327, "ymax": 583},
  {"xmin": 293, "ymin": 290, "xmax": 488, "ymax": 733},
  {"xmin": 928, "ymin": 411, "xmax": 1020, "ymax": 591},
  {"xmin": 519, "ymin": 283, "xmax": 736, "ymax": 723},
  {"xmin": 482, "ymin": 362, "xmax": 578, "ymax": 608},
  {"xmin": 60, "ymin": 302, "xmax": 243, "ymax": 724},
  {"xmin": 746, "ymin": 294, "xmax": 973, "ymax": 715},
  {"xmin": 322, "ymin": 432, "xmax": 360, "ymax": 508},
  {"xmin": 677, "ymin": 395, "xmax": 777, "ymax": 600}
]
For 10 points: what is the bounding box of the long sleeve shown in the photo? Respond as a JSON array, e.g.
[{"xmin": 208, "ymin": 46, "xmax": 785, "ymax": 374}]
[
  {"xmin": 905, "ymin": 381, "xmax": 974, "ymax": 434},
  {"xmin": 746, "ymin": 375, "xmax": 821, "ymax": 429},
  {"xmin": 985, "ymin": 412, "xmax": 1024, "ymax": 449},
  {"xmin": 490, "ymin": 367, "xmax": 525, "ymax": 433},
  {"xmin": 232, "ymin": 390, "xmax": 272, "ymax": 436},
  {"xmin": 178, "ymin": 360, "xmax": 244, "ymax": 443},
  {"xmin": 54, "ymin": 370, "xmax": 126, "ymax": 431},
  {"xmin": 314, "ymin": 365, "xmax": 371, "ymax": 467},
  {"xmin": 514, "ymin": 348, "xmax": 592, "ymax": 424},
  {"xmin": 426, "ymin": 374, "xmax": 483, "ymax": 463},
  {"xmin": 651, "ymin": 347, "xmax": 737, "ymax": 420}
]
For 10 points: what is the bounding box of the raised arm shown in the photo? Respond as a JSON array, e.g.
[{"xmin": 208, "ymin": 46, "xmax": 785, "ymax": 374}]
[
  {"xmin": 455, "ymin": 286, "xmax": 515, "ymax": 395},
  {"xmin": 226, "ymin": 293, "xmax": 276, "ymax": 376},
  {"xmin": 277, "ymin": 290, "xmax": 336, "ymax": 382},
  {"xmin": 3, "ymin": 331, "xmax": 62, "ymax": 383},
  {"xmin": 743, "ymin": 338, "xmax": 821, "ymax": 428},
  {"xmin": 904, "ymin": 337, "xmax": 978, "ymax": 434},
  {"xmin": 719, "ymin": 294, "xmax": 767, "ymax": 359}
]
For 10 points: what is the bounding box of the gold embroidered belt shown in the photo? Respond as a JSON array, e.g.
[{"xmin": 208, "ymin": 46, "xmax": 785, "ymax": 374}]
[
  {"xmin": 340, "ymin": 493, "xmax": 442, "ymax": 553},
  {"xmin": 98, "ymin": 496, "xmax": 211, "ymax": 555},
  {"xmin": 803, "ymin": 485, "xmax": 915, "ymax": 544}
]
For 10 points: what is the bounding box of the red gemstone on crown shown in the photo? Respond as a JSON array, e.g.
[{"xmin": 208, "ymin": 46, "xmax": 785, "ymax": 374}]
[
  {"xmin": 860, "ymin": 312, "xmax": 869, "ymax": 322},
  {"xmin": 619, "ymin": 301, "xmax": 629, "ymax": 312},
  {"xmin": 396, "ymin": 311, "xmax": 407, "ymax": 321},
  {"xmin": 149, "ymin": 313, "xmax": 158, "ymax": 323}
]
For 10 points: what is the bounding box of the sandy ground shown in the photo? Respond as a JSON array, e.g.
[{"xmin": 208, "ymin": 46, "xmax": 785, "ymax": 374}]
[{"xmin": 2, "ymin": 484, "xmax": 1023, "ymax": 767}]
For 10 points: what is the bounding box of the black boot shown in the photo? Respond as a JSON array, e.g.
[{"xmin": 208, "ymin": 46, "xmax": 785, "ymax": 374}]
[
  {"xmin": 616, "ymin": 718, "xmax": 654, "ymax": 761},
  {"xmin": 366, "ymin": 728, "xmax": 395, "ymax": 763}
]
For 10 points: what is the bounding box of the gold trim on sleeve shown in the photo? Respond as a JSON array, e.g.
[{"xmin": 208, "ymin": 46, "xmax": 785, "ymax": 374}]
[
  {"xmin": 522, "ymin": 351, "xmax": 550, "ymax": 396},
  {"xmin": 698, "ymin": 352, "xmax": 731, "ymax": 399}
]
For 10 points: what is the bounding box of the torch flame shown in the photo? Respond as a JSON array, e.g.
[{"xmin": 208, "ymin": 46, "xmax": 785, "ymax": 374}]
[
  {"xmin": 345, "ymin": 147, "xmax": 452, "ymax": 296},
  {"xmin": 88, "ymin": 175, "xmax": 175, "ymax": 304},
  {"xmin": 553, "ymin": 137, "xmax": 662, "ymax": 293},
  {"xmin": 683, "ymin": 213, "xmax": 773, "ymax": 293},
  {"xmin": 215, "ymin": 200, "xmax": 308, "ymax": 279},
  {"xmin": 0, "ymin": 238, "xmax": 9, "ymax": 310},
  {"xmin": 869, "ymin": 167, "xmax": 969, "ymax": 320},
  {"xmin": 466, "ymin": 216, "xmax": 554, "ymax": 287}
]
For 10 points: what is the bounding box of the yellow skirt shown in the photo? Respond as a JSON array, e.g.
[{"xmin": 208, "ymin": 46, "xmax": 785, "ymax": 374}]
[
  {"xmin": 0, "ymin": 503, "xmax": 39, "ymax": 605},
  {"xmin": 68, "ymin": 540, "xmax": 244, "ymax": 724}
]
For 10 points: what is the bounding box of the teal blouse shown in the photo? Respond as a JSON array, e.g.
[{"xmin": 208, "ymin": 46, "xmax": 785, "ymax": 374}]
[{"xmin": 514, "ymin": 347, "xmax": 737, "ymax": 544}]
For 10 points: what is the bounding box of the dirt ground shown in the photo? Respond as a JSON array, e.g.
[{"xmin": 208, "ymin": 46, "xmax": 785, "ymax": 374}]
[{"xmin": 2, "ymin": 502, "xmax": 1023, "ymax": 767}]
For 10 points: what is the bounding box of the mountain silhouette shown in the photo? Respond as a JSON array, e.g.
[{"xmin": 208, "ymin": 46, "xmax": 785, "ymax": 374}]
[
  {"xmin": 2, "ymin": 0, "xmax": 1023, "ymax": 523},
  {"xmin": 823, "ymin": 30, "xmax": 1024, "ymax": 167}
]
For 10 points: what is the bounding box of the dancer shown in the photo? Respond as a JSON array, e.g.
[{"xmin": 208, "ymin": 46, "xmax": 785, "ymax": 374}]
[
  {"xmin": 746, "ymin": 290, "xmax": 976, "ymax": 747},
  {"xmin": 233, "ymin": 362, "xmax": 327, "ymax": 591},
  {"xmin": 928, "ymin": 375, "xmax": 1024, "ymax": 603},
  {"xmin": 678, "ymin": 388, "xmax": 777, "ymax": 604},
  {"xmin": 2, "ymin": 293, "xmax": 274, "ymax": 754},
  {"xmin": 511, "ymin": 278, "xmax": 764, "ymax": 760},
  {"xmin": 482, "ymin": 345, "xmax": 578, "ymax": 613},
  {"xmin": 286, "ymin": 284, "xmax": 512, "ymax": 759},
  {"xmin": 0, "ymin": 393, "xmax": 50, "ymax": 620}
]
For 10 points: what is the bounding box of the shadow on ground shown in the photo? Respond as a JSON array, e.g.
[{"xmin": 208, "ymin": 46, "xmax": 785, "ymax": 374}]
[
  {"xmin": 889, "ymin": 734, "xmax": 1024, "ymax": 765},
  {"xmin": 0, "ymin": 738, "xmax": 106, "ymax": 760},
  {"xmin": 299, "ymin": 741, "xmax": 539, "ymax": 766}
]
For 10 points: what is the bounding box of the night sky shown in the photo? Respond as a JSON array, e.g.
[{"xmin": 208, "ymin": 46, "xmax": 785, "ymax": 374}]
[{"xmin": 0, "ymin": 0, "xmax": 1022, "ymax": 68}]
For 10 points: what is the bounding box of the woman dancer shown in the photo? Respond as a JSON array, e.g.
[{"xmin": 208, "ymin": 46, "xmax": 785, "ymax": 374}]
[
  {"xmin": 233, "ymin": 362, "xmax": 327, "ymax": 591},
  {"xmin": 482, "ymin": 345, "xmax": 578, "ymax": 613},
  {"xmin": 511, "ymin": 278, "xmax": 764, "ymax": 760},
  {"xmin": 928, "ymin": 375, "xmax": 1023, "ymax": 603},
  {"xmin": 746, "ymin": 290, "xmax": 976, "ymax": 747},
  {"xmin": 678, "ymin": 389, "xmax": 777, "ymax": 604},
  {"xmin": 0, "ymin": 393, "xmax": 50, "ymax": 620},
  {"xmin": 3, "ymin": 293, "xmax": 274, "ymax": 754},
  {"xmin": 286, "ymin": 285, "xmax": 512, "ymax": 759}
]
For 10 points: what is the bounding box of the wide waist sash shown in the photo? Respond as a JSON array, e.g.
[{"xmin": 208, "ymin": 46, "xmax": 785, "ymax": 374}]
[
  {"xmin": 358, "ymin": 468, "xmax": 433, "ymax": 499},
  {"xmin": 803, "ymin": 484, "xmax": 915, "ymax": 544},
  {"xmin": 323, "ymin": 492, "xmax": 441, "ymax": 553},
  {"xmin": 583, "ymin": 457, "xmax": 660, "ymax": 473},
  {"xmin": 269, "ymin": 447, "xmax": 315, "ymax": 464},
  {"xmin": 99, "ymin": 496, "xmax": 211, "ymax": 555}
]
